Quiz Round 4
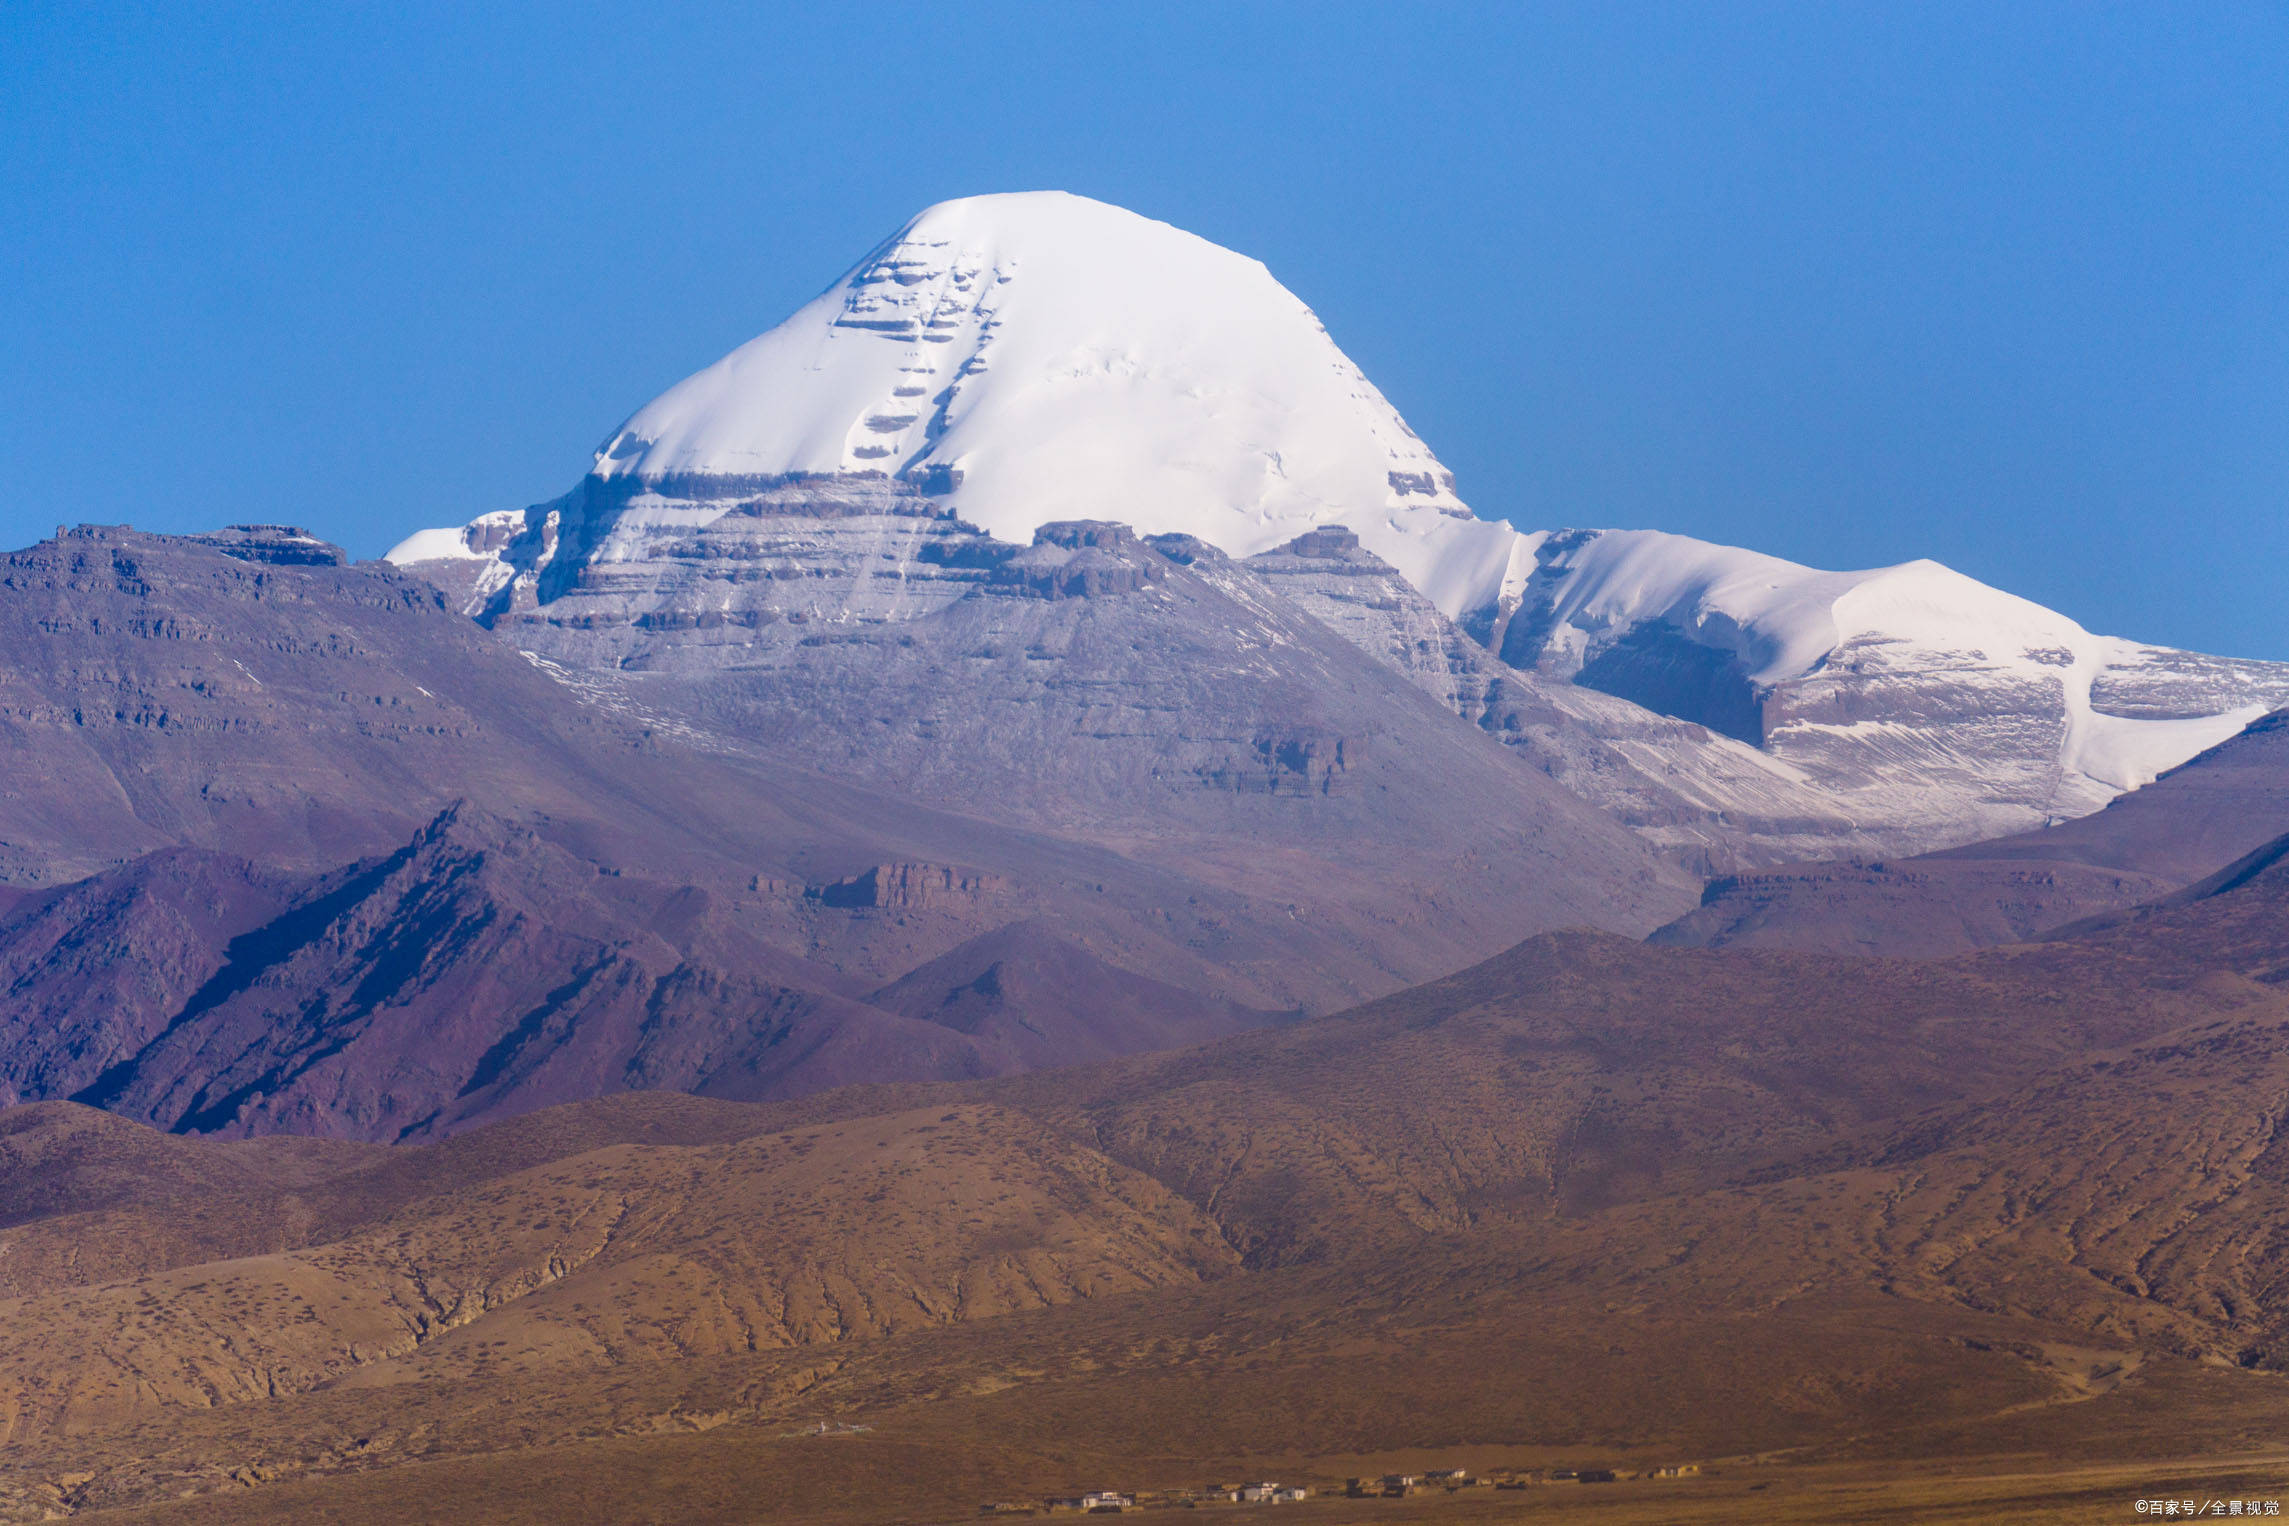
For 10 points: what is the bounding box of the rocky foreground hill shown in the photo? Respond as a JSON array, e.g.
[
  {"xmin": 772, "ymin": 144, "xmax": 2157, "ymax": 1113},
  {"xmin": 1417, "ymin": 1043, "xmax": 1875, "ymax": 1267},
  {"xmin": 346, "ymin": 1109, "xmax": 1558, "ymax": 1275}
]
[{"xmin": 2, "ymin": 832, "xmax": 2288, "ymax": 1519}]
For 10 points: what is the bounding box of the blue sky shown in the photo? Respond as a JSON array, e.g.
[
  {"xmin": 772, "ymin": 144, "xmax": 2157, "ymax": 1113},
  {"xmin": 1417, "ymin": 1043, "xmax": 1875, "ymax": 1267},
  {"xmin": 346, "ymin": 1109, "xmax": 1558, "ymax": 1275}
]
[{"xmin": 5, "ymin": 1, "xmax": 2285, "ymax": 656}]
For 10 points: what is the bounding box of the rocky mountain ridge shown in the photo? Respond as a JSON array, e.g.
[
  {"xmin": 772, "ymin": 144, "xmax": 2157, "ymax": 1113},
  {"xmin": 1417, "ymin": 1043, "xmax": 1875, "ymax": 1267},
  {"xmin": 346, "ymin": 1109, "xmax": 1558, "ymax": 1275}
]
[
  {"xmin": 397, "ymin": 475, "xmax": 1898, "ymax": 871},
  {"xmin": 1498, "ymin": 525, "xmax": 2289, "ymax": 846}
]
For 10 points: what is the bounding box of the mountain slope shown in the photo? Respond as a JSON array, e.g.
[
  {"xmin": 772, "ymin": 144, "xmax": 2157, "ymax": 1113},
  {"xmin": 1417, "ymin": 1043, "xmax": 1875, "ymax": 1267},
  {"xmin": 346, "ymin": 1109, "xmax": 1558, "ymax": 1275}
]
[
  {"xmin": 0, "ymin": 523, "xmax": 1710, "ymax": 1135},
  {"xmin": 1657, "ymin": 708, "xmax": 2289, "ymax": 954},
  {"xmin": 414, "ymin": 496, "xmax": 1697, "ymax": 969},
  {"xmin": 863, "ymin": 919, "xmax": 1280, "ymax": 1072},
  {"xmin": 1228, "ymin": 525, "xmax": 1908, "ymax": 869},
  {"xmin": 46, "ymin": 807, "xmax": 1015, "ymax": 1141},
  {"xmin": 556, "ymin": 190, "xmax": 1525, "ymax": 618},
  {"xmin": 0, "ymin": 521, "xmax": 954, "ymax": 891},
  {"xmin": 0, "ymin": 1099, "xmax": 1234, "ymax": 1443}
]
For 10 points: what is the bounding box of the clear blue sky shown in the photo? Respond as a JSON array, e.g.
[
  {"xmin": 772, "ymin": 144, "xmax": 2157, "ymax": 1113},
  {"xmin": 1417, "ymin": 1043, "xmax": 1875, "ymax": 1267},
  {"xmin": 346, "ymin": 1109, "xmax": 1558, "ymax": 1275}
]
[{"xmin": 5, "ymin": 2, "xmax": 2285, "ymax": 657}]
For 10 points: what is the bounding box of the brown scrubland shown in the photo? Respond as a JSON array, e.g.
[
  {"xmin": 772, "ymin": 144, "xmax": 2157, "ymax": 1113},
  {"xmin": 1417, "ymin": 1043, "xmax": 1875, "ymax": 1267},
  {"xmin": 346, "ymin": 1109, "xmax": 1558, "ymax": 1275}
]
[{"xmin": 3, "ymin": 837, "xmax": 2288, "ymax": 1522}]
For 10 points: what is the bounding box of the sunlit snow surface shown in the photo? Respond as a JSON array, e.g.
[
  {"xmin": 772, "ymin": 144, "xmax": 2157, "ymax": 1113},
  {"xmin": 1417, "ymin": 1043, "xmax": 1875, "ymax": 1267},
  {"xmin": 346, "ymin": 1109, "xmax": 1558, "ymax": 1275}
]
[
  {"xmin": 383, "ymin": 526, "xmax": 492, "ymax": 563},
  {"xmin": 574, "ymin": 192, "xmax": 1526, "ymax": 617}
]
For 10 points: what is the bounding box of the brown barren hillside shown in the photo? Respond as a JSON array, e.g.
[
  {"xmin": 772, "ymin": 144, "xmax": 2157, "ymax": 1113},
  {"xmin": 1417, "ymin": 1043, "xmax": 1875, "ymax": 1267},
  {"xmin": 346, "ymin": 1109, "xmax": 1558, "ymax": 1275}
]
[{"xmin": 3, "ymin": 849, "xmax": 2289, "ymax": 1521}]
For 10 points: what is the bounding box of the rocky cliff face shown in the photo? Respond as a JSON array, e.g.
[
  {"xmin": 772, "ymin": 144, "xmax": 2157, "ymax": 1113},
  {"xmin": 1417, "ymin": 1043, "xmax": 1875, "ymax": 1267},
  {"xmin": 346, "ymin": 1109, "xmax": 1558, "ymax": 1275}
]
[
  {"xmin": 412, "ymin": 468, "xmax": 2289, "ymax": 868},
  {"xmin": 403, "ymin": 477, "xmax": 1909, "ymax": 874},
  {"xmin": 431, "ymin": 486, "xmax": 1695, "ymax": 957},
  {"xmin": 1231, "ymin": 526, "xmax": 1922, "ymax": 870}
]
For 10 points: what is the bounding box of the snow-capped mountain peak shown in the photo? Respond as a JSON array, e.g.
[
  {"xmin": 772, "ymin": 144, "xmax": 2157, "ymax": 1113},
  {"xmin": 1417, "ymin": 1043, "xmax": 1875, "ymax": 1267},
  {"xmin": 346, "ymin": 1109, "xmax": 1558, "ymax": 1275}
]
[
  {"xmin": 386, "ymin": 192, "xmax": 2289, "ymax": 861},
  {"xmin": 564, "ymin": 190, "xmax": 1523, "ymax": 616}
]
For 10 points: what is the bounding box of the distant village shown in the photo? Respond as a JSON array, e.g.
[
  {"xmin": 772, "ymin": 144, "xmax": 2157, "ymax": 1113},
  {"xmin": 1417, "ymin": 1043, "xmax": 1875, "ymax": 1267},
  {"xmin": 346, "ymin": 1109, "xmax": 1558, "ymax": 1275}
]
[{"xmin": 980, "ymin": 1462, "xmax": 1704, "ymax": 1513}]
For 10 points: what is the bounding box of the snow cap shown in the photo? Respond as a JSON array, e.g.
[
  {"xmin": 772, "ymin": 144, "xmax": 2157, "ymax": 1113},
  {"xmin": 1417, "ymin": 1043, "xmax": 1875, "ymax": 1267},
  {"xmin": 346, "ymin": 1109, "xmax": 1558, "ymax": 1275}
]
[{"xmin": 587, "ymin": 192, "xmax": 1526, "ymax": 616}]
